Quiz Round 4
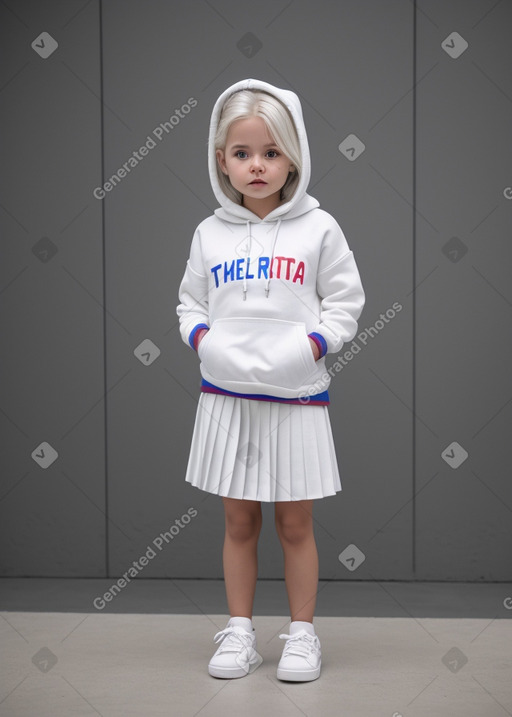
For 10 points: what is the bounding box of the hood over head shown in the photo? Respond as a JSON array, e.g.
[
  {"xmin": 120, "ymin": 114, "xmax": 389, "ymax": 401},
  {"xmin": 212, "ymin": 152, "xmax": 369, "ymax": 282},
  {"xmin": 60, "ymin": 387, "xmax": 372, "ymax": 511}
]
[{"xmin": 208, "ymin": 78, "xmax": 319, "ymax": 225}]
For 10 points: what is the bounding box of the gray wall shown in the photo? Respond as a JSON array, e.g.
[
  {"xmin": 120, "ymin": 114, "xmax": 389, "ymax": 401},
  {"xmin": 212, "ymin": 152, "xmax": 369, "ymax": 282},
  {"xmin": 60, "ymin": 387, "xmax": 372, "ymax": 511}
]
[{"xmin": 1, "ymin": 0, "xmax": 510, "ymax": 581}]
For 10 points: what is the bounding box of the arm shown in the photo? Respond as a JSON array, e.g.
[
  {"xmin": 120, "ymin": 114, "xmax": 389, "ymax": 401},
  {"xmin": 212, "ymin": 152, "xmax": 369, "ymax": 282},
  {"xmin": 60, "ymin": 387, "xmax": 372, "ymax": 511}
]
[
  {"xmin": 308, "ymin": 336, "xmax": 321, "ymax": 361},
  {"xmin": 307, "ymin": 218, "xmax": 366, "ymax": 357},
  {"xmin": 176, "ymin": 229, "xmax": 210, "ymax": 352},
  {"xmin": 195, "ymin": 327, "xmax": 209, "ymax": 349}
]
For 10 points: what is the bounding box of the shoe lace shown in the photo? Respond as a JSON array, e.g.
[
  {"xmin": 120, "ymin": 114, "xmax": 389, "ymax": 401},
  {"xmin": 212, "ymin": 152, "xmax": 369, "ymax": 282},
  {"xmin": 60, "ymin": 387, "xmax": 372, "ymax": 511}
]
[
  {"xmin": 279, "ymin": 631, "xmax": 319, "ymax": 658},
  {"xmin": 213, "ymin": 627, "xmax": 253, "ymax": 654}
]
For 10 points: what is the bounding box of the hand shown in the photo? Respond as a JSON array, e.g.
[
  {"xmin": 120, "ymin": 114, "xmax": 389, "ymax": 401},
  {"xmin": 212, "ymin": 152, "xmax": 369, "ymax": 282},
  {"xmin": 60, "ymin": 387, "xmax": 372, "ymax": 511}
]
[
  {"xmin": 308, "ymin": 337, "xmax": 321, "ymax": 361},
  {"xmin": 196, "ymin": 328, "xmax": 209, "ymax": 348}
]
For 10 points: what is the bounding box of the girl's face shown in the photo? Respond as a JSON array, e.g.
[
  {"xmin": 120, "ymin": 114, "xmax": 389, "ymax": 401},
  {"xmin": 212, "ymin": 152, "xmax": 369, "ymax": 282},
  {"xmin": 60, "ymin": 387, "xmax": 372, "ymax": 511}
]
[{"xmin": 216, "ymin": 116, "xmax": 295, "ymax": 216}]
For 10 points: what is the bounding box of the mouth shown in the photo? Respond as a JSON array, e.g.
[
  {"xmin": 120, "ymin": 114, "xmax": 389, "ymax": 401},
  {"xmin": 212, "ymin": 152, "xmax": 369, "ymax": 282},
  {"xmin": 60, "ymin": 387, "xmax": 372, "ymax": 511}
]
[{"xmin": 249, "ymin": 180, "xmax": 267, "ymax": 185}]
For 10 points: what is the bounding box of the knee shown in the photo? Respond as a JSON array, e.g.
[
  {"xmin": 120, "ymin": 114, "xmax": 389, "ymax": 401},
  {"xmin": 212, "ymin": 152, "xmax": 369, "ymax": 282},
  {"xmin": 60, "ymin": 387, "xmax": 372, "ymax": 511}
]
[
  {"xmin": 276, "ymin": 518, "xmax": 311, "ymax": 544},
  {"xmin": 225, "ymin": 513, "xmax": 261, "ymax": 542}
]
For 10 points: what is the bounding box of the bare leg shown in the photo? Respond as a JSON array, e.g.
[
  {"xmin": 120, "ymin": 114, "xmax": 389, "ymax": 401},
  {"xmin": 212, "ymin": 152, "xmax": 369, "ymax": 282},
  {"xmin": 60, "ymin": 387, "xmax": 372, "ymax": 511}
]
[
  {"xmin": 222, "ymin": 497, "xmax": 262, "ymax": 619},
  {"xmin": 275, "ymin": 499, "xmax": 318, "ymax": 623}
]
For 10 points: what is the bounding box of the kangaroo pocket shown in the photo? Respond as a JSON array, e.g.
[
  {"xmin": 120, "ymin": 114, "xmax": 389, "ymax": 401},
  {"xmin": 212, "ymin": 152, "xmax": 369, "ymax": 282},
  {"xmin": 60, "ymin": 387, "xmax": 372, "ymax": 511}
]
[{"xmin": 198, "ymin": 317, "xmax": 318, "ymax": 391}]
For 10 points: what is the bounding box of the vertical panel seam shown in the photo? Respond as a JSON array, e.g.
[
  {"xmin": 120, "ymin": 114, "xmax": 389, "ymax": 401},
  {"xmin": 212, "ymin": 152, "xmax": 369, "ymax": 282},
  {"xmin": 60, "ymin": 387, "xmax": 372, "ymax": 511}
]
[
  {"xmin": 98, "ymin": 0, "xmax": 109, "ymax": 578},
  {"xmin": 412, "ymin": 0, "xmax": 417, "ymax": 576}
]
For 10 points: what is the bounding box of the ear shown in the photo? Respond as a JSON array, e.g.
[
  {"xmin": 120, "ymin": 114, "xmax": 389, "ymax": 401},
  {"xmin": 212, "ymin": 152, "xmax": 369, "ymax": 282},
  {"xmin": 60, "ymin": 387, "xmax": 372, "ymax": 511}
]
[{"xmin": 216, "ymin": 149, "xmax": 229, "ymax": 175}]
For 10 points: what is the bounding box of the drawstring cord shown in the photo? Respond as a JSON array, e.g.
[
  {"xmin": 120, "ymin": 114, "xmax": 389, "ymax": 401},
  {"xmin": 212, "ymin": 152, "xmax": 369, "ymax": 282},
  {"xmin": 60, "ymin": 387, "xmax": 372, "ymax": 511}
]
[
  {"xmin": 242, "ymin": 219, "xmax": 251, "ymax": 301},
  {"xmin": 243, "ymin": 218, "xmax": 282, "ymax": 300}
]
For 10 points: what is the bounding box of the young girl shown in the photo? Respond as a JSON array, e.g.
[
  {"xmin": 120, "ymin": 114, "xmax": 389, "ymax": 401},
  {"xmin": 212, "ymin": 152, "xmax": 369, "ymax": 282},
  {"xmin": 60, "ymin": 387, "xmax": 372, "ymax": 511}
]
[{"xmin": 176, "ymin": 78, "xmax": 365, "ymax": 682}]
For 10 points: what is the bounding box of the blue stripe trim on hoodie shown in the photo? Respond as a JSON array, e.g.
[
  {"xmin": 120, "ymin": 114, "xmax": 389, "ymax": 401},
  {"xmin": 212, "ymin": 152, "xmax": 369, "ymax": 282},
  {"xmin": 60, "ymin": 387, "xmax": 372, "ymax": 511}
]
[
  {"xmin": 200, "ymin": 379, "xmax": 330, "ymax": 406},
  {"xmin": 308, "ymin": 332, "xmax": 328, "ymax": 358},
  {"xmin": 189, "ymin": 323, "xmax": 210, "ymax": 350}
]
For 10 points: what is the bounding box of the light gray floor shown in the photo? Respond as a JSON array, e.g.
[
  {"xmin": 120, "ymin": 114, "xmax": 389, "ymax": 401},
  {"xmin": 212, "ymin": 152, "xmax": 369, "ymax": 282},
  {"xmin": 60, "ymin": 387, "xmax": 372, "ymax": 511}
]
[{"xmin": 1, "ymin": 579, "xmax": 512, "ymax": 716}]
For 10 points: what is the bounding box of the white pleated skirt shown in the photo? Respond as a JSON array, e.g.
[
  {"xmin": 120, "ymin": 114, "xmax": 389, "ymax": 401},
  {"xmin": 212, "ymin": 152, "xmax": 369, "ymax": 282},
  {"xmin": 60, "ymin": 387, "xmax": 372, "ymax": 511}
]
[{"xmin": 184, "ymin": 392, "xmax": 342, "ymax": 502}]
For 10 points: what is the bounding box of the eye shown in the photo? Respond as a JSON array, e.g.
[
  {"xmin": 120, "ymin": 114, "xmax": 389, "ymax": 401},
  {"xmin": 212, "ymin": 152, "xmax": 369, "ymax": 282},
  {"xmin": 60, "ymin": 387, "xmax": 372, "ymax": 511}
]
[
  {"xmin": 266, "ymin": 150, "xmax": 279, "ymax": 158},
  {"xmin": 235, "ymin": 150, "xmax": 248, "ymax": 159}
]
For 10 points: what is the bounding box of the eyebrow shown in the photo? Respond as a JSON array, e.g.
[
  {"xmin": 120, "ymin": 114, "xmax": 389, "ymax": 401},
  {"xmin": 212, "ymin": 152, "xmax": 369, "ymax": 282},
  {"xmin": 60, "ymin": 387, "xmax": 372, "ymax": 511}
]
[{"xmin": 229, "ymin": 143, "xmax": 278, "ymax": 149}]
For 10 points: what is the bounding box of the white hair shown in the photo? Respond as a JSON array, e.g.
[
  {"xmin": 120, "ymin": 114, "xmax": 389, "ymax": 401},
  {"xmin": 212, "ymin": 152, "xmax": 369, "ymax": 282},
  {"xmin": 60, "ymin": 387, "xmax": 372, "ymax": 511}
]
[{"xmin": 213, "ymin": 89, "xmax": 301, "ymax": 205}]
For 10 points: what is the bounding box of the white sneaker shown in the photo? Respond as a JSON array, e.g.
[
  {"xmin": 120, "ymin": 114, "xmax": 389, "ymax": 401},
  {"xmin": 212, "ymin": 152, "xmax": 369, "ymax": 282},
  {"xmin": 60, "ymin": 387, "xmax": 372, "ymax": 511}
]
[
  {"xmin": 208, "ymin": 623, "xmax": 263, "ymax": 679},
  {"xmin": 277, "ymin": 629, "xmax": 322, "ymax": 681}
]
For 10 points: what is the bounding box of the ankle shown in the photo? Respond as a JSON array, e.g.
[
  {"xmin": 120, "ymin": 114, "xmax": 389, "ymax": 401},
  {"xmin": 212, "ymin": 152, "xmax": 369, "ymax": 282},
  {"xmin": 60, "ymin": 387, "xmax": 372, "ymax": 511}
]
[
  {"xmin": 290, "ymin": 620, "xmax": 315, "ymax": 636},
  {"xmin": 227, "ymin": 616, "xmax": 253, "ymax": 632}
]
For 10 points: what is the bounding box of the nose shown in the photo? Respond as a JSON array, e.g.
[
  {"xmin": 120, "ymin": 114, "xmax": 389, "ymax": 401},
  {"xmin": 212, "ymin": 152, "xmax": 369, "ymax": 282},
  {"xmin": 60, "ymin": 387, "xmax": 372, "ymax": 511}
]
[{"xmin": 250, "ymin": 155, "xmax": 265, "ymax": 173}]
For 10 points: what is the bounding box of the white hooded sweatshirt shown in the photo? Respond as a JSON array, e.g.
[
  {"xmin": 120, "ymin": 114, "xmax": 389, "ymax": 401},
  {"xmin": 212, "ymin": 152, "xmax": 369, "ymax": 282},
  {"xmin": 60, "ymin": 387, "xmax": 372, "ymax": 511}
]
[{"xmin": 176, "ymin": 78, "xmax": 365, "ymax": 405}]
